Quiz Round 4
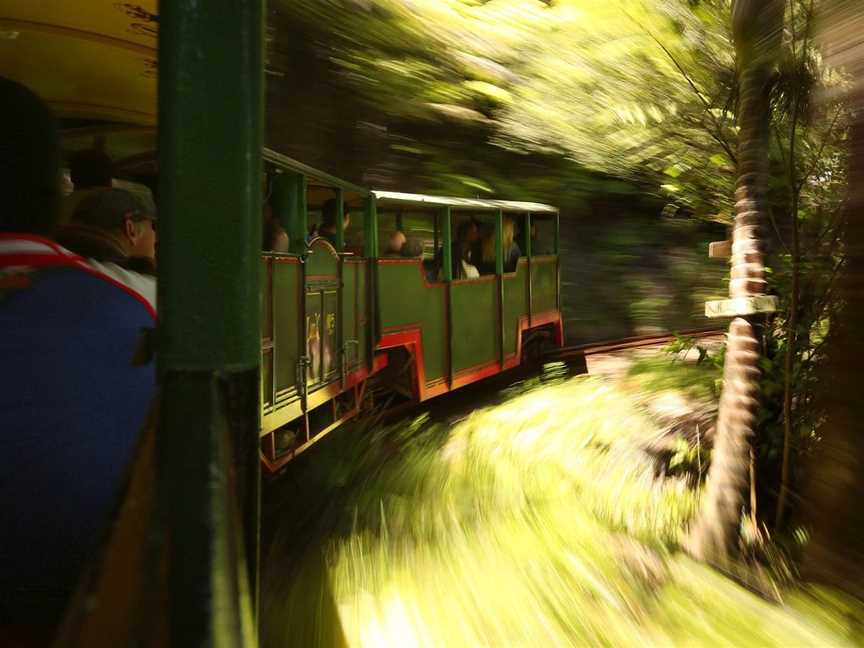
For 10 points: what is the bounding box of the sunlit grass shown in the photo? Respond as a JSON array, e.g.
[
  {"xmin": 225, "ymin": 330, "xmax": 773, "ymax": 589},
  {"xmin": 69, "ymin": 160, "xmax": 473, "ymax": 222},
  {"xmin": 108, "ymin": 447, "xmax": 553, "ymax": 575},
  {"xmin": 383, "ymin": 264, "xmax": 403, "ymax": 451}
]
[
  {"xmin": 625, "ymin": 343, "xmax": 723, "ymax": 403},
  {"xmin": 266, "ymin": 374, "xmax": 862, "ymax": 647}
]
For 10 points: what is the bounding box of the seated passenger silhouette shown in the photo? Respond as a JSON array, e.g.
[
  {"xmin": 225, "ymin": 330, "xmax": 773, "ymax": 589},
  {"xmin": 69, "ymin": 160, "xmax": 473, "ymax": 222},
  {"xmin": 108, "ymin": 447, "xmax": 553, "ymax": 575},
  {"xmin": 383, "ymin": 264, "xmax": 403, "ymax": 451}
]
[
  {"xmin": 455, "ymin": 239, "xmax": 479, "ymax": 279},
  {"xmin": 383, "ymin": 230, "xmax": 406, "ymax": 256},
  {"xmin": 400, "ymin": 237, "xmax": 423, "ymax": 259},
  {"xmin": 452, "ymin": 218, "xmax": 480, "ymax": 278},
  {"xmin": 317, "ymin": 198, "xmax": 349, "ymax": 248},
  {"xmin": 477, "ymin": 218, "xmax": 522, "ymax": 274},
  {"xmin": 0, "ymin": 76, "xmax": 156, "ymax": 627},
  {"xmin": 263, "ymin": 205, "xmax": 290, "ymax": 252},
  {"xmin": 56, "ymin": 187, "xmax": 157, "ymax": 310}
]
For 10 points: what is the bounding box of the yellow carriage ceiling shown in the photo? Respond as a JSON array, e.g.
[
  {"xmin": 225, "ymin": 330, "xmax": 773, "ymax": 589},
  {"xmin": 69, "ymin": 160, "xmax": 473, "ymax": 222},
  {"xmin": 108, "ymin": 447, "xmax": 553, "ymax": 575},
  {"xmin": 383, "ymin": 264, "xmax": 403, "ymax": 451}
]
[{"xmin": 0, "ymin": 1, "xmax": 158, "ymax": 126}]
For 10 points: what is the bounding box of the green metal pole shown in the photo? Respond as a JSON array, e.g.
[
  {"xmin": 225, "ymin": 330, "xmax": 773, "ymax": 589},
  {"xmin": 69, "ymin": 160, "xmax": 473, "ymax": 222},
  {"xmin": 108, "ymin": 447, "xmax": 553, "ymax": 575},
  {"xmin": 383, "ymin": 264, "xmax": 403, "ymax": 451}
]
[
  {"xmin": 364, "ymin": 195, "xmax": 378, "ymax": 367},
  {"xmin": 158, "ymin": 0, "xmax": 263, "ymax": 644},
  {"xmin": 363, "ymin": 195, "xmax": 378, "ymax": 258},
  {"xmin": 554, "ymin": 211, "xmax": 560, "ymax": 255},
  {"xmin": 495, "ymin": 210, "xmax": 504, "ymax": 366},
  {"xmin": 334, "ymin": 189, "xmax": 345, "ymax": 386},
  {"xmin": 442, "ymin": 207, "xmax": 453, "ymax": 387},
  {"xmin": 441, "ymin": 207, "xmax": 452, "ymax": 281},
  {"xmin": 335, "ymin": 188, "xmax": 345, "ymax": 252},
  {"xmin": 525, "ymin": 213, "xmax": 533, "ymax": 326},
  {"xmin": 554, "ymin": 211, "xmax": 561, "ymax": 311},
  {"xmin": 273, "ymin": 171, "xmax": 307, "ymax": 255},
  {"xmin": 495, "ymin": 210, "xmax": 504, "ymax": 275}
]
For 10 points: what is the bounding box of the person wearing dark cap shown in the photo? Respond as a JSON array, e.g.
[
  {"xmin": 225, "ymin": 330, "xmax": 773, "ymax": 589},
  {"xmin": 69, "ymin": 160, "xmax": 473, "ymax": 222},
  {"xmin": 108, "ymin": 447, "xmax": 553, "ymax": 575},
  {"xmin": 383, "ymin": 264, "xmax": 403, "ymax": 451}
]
[
  {"xmin": 400, "ymin": 237, "xmax": 424, "ymax": 259},
  {"xmin": 56, "ymin": 187, "xmax": 157, "ymax": 309},
  {"xmin": 68, "ymin": 187, "xmax": 156, "ymax": 260}
]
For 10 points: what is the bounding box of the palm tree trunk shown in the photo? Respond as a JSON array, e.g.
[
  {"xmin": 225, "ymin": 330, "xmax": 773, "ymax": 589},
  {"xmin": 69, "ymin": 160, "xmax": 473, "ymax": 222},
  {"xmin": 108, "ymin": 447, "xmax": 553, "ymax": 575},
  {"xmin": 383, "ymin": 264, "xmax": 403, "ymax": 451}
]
[
  {"xmin": 804, "ymin": 1, "xmax": 864, "ymax": 598},
  {"xmin": 687, "ymin": 0, "xmax": 783, "ymax": 564}
]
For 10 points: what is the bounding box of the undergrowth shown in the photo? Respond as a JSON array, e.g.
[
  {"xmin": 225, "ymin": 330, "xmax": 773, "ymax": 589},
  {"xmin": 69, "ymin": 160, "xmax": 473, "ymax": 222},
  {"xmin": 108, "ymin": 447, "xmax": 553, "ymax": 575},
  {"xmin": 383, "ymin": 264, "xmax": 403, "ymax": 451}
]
[{"xmin": 262, "ymin": 371, "xmax": 863, "ymax": 647}]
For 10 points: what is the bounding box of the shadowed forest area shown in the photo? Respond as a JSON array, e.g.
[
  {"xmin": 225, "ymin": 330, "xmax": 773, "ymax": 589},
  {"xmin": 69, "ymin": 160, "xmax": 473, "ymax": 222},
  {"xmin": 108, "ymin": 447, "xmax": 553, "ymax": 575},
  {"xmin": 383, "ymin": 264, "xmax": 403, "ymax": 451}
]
[{"xmin": 264, "ymin": 2, "xmax": 729, "ymax": 342}]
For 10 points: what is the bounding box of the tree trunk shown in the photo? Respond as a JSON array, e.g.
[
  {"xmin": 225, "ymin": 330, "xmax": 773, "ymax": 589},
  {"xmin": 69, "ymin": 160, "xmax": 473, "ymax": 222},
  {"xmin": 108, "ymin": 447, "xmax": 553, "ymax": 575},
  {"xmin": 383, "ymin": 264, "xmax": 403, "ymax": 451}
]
[
  {"xmin": 803, "ymin": 1, "xmax": 864, "ymax": 598},
  {"xmin": 687, "ymin": 0, "xmax": 783, "ymax": 565}
]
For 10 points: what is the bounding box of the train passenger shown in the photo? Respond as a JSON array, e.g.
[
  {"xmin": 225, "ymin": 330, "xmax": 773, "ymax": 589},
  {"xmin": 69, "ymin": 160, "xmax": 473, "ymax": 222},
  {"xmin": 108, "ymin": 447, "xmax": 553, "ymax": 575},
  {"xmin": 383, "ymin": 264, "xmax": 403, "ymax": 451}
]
[
  {"xmin": 400, "ymin": 237, "xmax": 423, "ymax": 258},
  {"xmin": 383, "ymin": 229, "xmax": 406, "ymax": 255},
  {"xmin": 263, "ymin": 206, "xmax": 290, "ymax": 252},
  {"xmin": 0, "ymin": 76, "xmax": 156, "ymax": 628},
  {"xmin": 318, "ymin": 198, "xmax": 350, "ymax": 248},
  {"xmin": 60, "ymin": 148, "xmax": 114, "ymax": 226},
  {"xmin": 504, "ymin": 218, "xmax": 522, "ymax": 272},
  {"xmin": 452, "ymin": 218, "xmax": 481, "ymax": 278},
  {"xmin": 455, "ymin": 239, "xmax": 480, "ymax": 279},
  {"xmin": 477, "ymin": 217, "xmax": 521, "ymax": 274},
  {"xmin": 55, "ymin": 188, "xmax": 157, "ymax": 310}
]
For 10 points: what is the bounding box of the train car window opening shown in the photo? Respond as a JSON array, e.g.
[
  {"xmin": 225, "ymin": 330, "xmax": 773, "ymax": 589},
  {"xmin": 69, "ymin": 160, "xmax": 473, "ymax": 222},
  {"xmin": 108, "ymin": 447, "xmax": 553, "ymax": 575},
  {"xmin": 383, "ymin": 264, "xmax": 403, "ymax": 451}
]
[
  {"xmin": 377, "ymin": 210, "xmax": 400, "ymax": 256},
  {"xmin": 378, "ymin": 210, "xmax": 435, "ymax": 260},
  {"xmin": 531, "ymin": 214, "xmax": 557, "ymax": 257},
  {"xmin": 404, "ymin": 211, "xmax": 436, "ymax": 259},
  {"xmin": 305, "ymin": 186, "xmax": 366, "ymax": 254},
  {"xmin": 342, "ymin": 192, "xmax": 366, "ymax": 255}
]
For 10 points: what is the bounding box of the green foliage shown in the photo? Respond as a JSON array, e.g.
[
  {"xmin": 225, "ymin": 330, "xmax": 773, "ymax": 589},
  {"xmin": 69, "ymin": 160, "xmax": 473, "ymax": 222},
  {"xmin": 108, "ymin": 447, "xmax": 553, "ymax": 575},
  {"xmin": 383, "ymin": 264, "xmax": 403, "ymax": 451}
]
[
  {"xmin": 271, "ymin": 0, "xmax": 854, "ymax": 542},
  {"xmin": 627, "ymin": 340, "xmax": 724, "ymax": 401},
  {"xmin": 263, "ymin": 376, "xmax": 859, "ymax": 646},
  {"xmin": 277, "ymin": 0, "xmax": 739, "ymax": 211}
]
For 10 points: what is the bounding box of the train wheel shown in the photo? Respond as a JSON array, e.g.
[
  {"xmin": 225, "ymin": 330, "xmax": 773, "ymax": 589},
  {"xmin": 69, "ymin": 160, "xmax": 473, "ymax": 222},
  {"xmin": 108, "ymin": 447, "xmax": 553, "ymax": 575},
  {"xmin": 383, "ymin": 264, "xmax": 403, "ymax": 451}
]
[{"xmin": 522, "ymin": 326, "xmax": 554, "ymax": 364}]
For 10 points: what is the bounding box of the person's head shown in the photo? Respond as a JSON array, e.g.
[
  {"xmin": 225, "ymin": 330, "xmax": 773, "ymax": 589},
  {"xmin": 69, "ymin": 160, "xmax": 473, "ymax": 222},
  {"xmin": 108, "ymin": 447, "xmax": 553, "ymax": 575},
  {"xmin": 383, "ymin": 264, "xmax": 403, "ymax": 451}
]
[
  {"xmin": 321, "ymin": 198, "xmax": 350, "ymax": 232},
  {"xmin": 0, "ymin": 77, "xmax": 61, "ymax": 235},
  {"xmin": 263, "ymin": 212, "xmax": 290, "ymax": 253},
  {"xmin": 384, "ymin": 230, "xmax": 406, "ymax": 254},
  {"xmin": 455, "ymin": 239, "xmax": 473, "ymax": 263},
  {"xmin": 456, "ymin": 218, "xmax": 479, "ymax": 243},
  {"xmin": 502, "ymin": 217, "xmax": 515, "ymax": 252},
  {"xmin": 72, "ymin": 188, "xmax": 157, "ymax": 260},
  {"xmin": 69, "ymin": 149, "xmax": 113, "ymax": 189},
  {"xmin": 400, "ymin": 237, "xmax": 423, "ymax": 259},
  {"xmin": 481, "ymin": 225, "xmax": 497, "ymax": 265},
  {"xmin": 480, "ymin": 219, "xmax": 516, "ymax": 265}
]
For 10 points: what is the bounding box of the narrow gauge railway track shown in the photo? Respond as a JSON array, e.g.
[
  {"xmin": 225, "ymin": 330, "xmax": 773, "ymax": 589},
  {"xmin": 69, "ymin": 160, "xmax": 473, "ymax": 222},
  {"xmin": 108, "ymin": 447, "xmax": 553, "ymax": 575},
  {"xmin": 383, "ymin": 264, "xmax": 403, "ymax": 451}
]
[
  {"xmin": 548, "ymin": 327, "xmax": 725, "ymax": 362},
  {"xmin": 368, "ymin": 327, "xmax": 725, "ymax": 428}
]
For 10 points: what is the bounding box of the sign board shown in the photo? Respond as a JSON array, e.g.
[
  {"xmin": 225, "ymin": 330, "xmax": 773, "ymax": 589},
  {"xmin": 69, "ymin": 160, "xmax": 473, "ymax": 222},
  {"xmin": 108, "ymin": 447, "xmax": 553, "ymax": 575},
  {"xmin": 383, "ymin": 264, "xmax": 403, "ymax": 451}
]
[
  {"xmin": 709, "ymin": 240, "xmax": 732, "ymax": 259},
  {"xmin": 705, "ymin": 295, "xmax": 778, "ymax": 318}
]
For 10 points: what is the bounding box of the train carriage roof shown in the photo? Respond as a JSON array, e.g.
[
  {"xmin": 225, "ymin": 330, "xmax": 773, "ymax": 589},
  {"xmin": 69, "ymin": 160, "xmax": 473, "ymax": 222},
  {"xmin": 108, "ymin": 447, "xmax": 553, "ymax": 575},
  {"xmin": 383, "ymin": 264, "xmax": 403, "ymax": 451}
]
[
  {"xmin": 263, "ymin": 149, "xmax": 369, "ymax": 196},
  {"xmin": 0, "ymin": 1, "xmax": 159, "ymax": 126},
  {"xmin": 372, "ymin": 191, "xmax": 558, "ymax": 214}
]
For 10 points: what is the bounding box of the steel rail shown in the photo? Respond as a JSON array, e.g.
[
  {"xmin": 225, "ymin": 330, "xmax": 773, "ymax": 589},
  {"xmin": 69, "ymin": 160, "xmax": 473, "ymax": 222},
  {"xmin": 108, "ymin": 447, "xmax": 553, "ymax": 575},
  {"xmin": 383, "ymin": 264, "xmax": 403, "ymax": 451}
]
[{"xmin": 549, "ymin": 327, "xmax": 725, "ymax": 360}]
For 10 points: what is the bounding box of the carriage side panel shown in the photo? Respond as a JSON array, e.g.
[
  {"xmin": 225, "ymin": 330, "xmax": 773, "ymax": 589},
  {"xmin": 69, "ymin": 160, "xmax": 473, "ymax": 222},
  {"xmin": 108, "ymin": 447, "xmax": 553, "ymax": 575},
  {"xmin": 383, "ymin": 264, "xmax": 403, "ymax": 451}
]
[
  {"xmin": 339, "ymin": 258, "xmax": 370, "ymax": 372},
  {"xmin": 450, "ymin": 277, "xmax": 498, "ymax": 375},
  {"xmin": 503, "ymin": 259, "xmax": 529, "ymax": 359},
  {"xmin": 377, "ymin": 261, "xmax": 447, "ymax": 385},
  {"xmin": 271, "ymin": 257, "xmax": 302, "ymax": 404},
  {"xmin": 531, "ymin": 255, "xmax": 558, "ymax": 316}
]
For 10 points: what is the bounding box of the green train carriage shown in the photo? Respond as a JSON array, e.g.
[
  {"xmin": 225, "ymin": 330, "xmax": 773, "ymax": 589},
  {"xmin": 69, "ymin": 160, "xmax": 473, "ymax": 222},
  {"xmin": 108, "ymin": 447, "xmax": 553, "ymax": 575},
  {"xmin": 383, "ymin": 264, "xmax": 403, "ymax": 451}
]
[{"xmin": 258, "ymin": 160, "xmax": 563, "ymax": 471}]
